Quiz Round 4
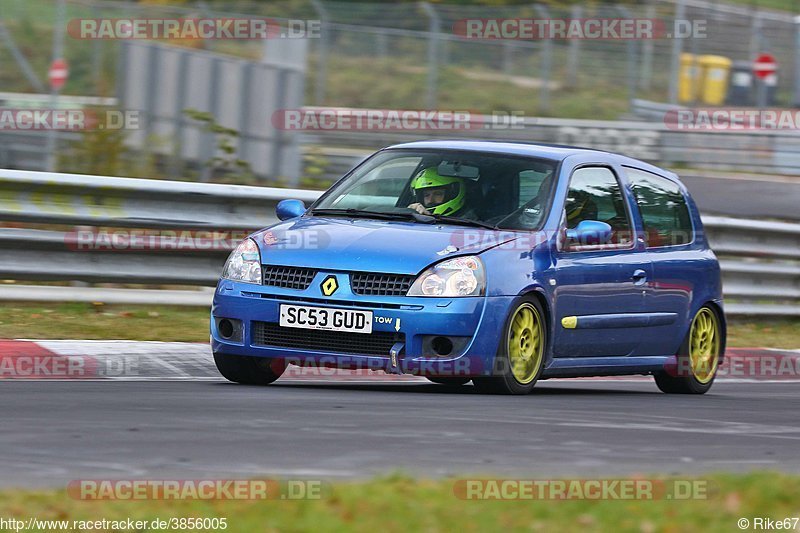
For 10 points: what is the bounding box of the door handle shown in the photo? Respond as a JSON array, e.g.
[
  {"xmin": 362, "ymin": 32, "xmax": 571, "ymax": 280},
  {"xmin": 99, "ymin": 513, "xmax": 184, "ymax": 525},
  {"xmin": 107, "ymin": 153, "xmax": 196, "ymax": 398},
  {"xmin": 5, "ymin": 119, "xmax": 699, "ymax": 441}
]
[{"xmin": 631, "ymin": 269, "xmax": 647, "ymax": 286}]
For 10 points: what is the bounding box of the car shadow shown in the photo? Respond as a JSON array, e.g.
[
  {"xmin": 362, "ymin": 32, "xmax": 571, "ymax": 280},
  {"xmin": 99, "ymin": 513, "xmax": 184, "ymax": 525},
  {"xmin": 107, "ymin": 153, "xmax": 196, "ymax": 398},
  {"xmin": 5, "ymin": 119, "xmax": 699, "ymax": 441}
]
[{"xmin": 211, "ymin": 381, "xmax": 661, "ymax": 396}]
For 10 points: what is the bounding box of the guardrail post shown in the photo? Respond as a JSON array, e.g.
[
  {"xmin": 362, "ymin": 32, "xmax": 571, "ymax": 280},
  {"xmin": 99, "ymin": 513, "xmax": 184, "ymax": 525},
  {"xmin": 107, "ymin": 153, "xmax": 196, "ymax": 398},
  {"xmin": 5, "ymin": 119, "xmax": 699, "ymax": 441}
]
[
  {"xmin": 45, "ymin": 0, "xmax": 66, "ymax": 172},
  {"xmin": 617, "ymin": 6, "xmax": 639, "ymax": 107},
  {"xmin": 199, "ymin": 57, "xmax": 221, "ymax": 182},
  {"xmin": 502, "ymin": 41, "xmax": 512, "ymax": 75},
  {"xmin": 794, "ymin": 15, "xmax": 800, "ymax": 107},
  {"xmin": 565, "ymin": 5, "xmax": 581, "ymax": 89},
  {"xmin": 420, "ymin": 2, "xmax": 441, "ymax": 109},
  {"xmin": 237, "ymin": 61, "xmax": 253, "ymax": 170},
  {"xmin": 533, "ymin": 4, "xmax": 552, "ymax": 113},
  {"xmin": 311, "ymin": 0, "xmax": 329, "ymax": 106},
  {"xmin": 750, "ymin": 10, "xmax": 763, "ymax": 64},
  {"xmin": 169, "ymin": 49, "xmax": 189, "ymax": 180},
  {"xmin": 143, "ymin": 44, "xmax": 160, "ymax": 173},
  {"xmin": 667, "ymin": 0, "xmax": 685, "ymax": 104},
  {"xmin": 376, "ymin": 31, "xmax": 388, "ymax": 59},
  {"xmin": 271, "ymin": 68, "xmax": 291, "ymax": 185},
  {"xmin": 91, "ymin": 12, "xmax": 102, "ymax": 91},
  {"xmin": 639, "ymin": 2, "xmax": 656, "ymax": 92}
]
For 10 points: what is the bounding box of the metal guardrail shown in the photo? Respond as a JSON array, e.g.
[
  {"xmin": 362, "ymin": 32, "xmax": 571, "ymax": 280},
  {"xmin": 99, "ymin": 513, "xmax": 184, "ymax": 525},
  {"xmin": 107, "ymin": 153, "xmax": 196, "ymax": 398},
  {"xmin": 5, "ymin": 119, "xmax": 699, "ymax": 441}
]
[
  {"xmin": 702, "ymin": 215, "xmax": 800, "ymax": 316},
  {"xmin": 1, "ymin": 169, "xmax": 799, "ymax": 315},
  {"xmin": 0, "ymin": 169, "xmax": 320, "ymax": 229},
  {"xmin": 0, "ymin": 169, "xmax": 321, "ymax": 292}
]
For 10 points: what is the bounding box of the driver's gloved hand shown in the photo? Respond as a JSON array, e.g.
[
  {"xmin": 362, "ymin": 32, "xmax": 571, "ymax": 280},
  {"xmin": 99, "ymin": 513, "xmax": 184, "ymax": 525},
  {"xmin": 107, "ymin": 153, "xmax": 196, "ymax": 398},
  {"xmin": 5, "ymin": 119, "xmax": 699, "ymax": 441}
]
[{"xmin": 408, "ymin": 203, "xmax": 431, "ymax": 215}]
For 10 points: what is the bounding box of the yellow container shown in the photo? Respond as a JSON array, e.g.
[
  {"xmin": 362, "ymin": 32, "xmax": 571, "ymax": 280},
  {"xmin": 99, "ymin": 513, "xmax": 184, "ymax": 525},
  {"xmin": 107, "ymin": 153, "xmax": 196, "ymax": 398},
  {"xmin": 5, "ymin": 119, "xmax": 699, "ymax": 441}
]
[
  {"xmin": 698, "ymin": 55, "xmax": 732, "ymax": 105},
  {"xmin": 679, "ymin": 53, "xmax": 702, "ymax": 103}
]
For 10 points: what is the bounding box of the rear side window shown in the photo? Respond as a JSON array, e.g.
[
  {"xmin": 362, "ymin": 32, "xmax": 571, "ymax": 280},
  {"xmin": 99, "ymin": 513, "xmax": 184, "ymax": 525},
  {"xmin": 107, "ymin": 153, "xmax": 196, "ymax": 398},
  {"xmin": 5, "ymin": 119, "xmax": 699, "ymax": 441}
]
[{"xmin": 626, "ymin": 168, "xmax": 693, "ymax": 247}]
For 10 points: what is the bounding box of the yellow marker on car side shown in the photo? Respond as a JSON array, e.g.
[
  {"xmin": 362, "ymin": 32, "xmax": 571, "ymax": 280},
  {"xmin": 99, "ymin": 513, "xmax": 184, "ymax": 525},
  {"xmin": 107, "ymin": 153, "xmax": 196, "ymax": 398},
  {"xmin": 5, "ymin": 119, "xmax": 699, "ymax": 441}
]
[{"xmin": 561, "ymin": 316, "xmax": 578, "ymax": 329}]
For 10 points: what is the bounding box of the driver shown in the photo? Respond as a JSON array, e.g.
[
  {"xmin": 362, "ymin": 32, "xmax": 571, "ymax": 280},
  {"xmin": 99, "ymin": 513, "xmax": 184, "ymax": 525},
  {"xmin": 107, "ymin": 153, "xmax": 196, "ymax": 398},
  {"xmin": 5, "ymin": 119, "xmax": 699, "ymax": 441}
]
[{"xmin": 407, "ymin": 167, "xmax": 474, "ymax": 218}]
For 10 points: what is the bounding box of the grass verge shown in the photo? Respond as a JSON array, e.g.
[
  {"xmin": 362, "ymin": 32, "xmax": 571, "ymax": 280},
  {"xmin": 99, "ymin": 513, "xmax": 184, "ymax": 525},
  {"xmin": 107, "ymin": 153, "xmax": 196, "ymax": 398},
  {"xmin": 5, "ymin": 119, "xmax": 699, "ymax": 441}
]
[
  {"xmin": 0, "ymin": 302, "xmax": 209, "ymax": 343},
  {"xmin": 0, "ymin": 473, "xmax": 798, "ymax": 532},
  {"xmin": 0, "ymin": 302, "xmax": 799, "ymax": 348}
]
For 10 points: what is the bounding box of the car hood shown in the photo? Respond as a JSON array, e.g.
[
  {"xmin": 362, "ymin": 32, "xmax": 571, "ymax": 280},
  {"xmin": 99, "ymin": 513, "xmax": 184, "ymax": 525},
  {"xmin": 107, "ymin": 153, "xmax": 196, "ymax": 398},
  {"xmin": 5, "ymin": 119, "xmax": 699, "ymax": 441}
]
[{"xmin": 252, "ymin": 216, "xmax": 520, "ymax": 274}]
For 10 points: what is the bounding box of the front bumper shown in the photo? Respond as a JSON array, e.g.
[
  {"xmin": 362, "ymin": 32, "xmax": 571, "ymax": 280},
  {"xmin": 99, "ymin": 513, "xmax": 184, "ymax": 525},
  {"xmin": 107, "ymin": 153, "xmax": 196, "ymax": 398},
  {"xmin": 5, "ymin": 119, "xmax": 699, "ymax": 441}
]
[{"xmin": 210, "ymin": 279, "xmax": 513, "ymax": 377}]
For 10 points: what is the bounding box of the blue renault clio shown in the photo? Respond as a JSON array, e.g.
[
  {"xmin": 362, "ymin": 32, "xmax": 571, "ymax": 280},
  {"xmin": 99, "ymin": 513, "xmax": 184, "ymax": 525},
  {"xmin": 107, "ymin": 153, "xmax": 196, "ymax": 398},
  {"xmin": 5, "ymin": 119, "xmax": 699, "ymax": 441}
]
[{"xmin": 211, "ymin": 140, "xmax": 725, "ymax": 395}]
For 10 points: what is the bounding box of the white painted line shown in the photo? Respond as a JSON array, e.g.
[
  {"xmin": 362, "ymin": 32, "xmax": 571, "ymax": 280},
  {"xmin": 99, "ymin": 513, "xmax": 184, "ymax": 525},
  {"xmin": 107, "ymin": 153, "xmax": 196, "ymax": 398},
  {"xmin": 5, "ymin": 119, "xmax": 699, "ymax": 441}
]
[{"xmin": 5, "ymin": 340, "xmax": 800, "ymax": 382}]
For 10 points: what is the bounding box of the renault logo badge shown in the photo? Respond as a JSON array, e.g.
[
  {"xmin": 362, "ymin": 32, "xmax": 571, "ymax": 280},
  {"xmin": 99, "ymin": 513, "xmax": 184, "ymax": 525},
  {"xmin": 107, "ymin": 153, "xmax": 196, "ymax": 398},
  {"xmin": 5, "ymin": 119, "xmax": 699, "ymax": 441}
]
[{"xmin": 321, "ymin": 275, "xmax": 338, "ymax": 296}]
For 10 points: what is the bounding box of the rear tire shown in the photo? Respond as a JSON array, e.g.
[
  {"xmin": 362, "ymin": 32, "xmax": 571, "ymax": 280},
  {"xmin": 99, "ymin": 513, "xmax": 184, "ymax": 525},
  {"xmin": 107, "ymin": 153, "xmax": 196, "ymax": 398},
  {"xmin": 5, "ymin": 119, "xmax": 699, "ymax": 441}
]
[
  {"xmin": 426, "ymin": 377, "xmax": 471, "ymax": 386},
  {"xmin": 213, "ymin": 352, "xmax": 285, "ymax": 385},
  {"xmin": 654, "ymin": 305, "xmax": 722, "ymax": 394},
  {"xmin": 473, "ymin": 296, "xmax": 546, "ymax": 395}
]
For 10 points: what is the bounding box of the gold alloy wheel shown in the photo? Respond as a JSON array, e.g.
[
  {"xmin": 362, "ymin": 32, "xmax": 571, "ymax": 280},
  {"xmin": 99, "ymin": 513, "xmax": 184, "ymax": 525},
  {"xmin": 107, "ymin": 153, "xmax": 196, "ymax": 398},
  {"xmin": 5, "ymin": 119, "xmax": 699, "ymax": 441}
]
[
  {"xmin": 507, "ymin": 303, "xmax": 544, "ymax": 384},
  {"xmin": 689, "ymin": 307, "xmax": 720, "ymax": 384}
]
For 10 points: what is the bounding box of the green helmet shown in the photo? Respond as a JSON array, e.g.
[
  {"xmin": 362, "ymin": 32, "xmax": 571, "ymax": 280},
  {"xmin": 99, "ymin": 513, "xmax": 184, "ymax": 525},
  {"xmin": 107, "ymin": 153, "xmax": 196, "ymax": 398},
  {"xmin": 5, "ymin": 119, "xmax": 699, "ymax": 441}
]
[{"xmin": 410, "ymin": 167, "xmax": 466, "ymax": 215}]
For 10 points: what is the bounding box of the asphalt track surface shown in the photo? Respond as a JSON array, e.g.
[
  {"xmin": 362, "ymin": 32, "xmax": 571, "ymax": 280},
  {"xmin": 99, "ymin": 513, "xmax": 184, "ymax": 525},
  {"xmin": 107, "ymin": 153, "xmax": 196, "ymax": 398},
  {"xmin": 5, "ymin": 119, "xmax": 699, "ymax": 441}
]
[
  {"xmin": 681, "ymin": 173, "xmax": 800, "ymax": 221},
  {"xmin": 2, "ymin": 380, "xmax": 799, "ymax": 488}
]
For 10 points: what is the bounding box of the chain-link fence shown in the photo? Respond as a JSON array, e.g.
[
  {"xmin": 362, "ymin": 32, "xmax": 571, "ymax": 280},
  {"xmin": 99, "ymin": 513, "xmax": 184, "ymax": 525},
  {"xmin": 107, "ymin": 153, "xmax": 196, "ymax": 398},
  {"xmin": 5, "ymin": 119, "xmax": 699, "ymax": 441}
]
[
  {"xmin": 203, "ymin": 0, "xmax": 800, "ymax": 112},
  {"xmin": 3, "ymin": 0, "xmax": 798, "ymax": 110}
]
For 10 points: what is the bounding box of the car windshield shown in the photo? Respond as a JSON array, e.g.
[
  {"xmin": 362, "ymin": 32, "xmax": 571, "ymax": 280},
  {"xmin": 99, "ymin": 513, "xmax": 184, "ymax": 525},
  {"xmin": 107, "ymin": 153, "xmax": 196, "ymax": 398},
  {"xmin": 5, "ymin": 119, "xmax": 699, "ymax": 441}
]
[{"xmin": 310, "ymin": 149, "xmax": 559, "ymax": 231}]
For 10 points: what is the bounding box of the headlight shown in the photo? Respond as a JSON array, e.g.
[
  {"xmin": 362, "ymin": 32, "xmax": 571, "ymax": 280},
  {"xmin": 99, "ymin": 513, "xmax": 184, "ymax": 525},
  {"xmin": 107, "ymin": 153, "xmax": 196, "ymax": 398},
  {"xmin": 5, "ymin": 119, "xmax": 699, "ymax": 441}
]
[
  {"xmin": 407, "ymin": 256, "xmax": 485, "ymax": 297},
  {"xmin": 222, "ymin": 238, "xmax": 262, "ymax": 284}
]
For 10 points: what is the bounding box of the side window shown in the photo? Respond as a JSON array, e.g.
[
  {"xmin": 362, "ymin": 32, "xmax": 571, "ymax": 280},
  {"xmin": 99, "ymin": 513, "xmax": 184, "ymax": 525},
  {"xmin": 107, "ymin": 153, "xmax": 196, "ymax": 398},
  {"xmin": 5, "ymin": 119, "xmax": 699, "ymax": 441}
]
[
  {"xmin": 564, "ymin": 166, "xmax": 632, "ymax": 246},
  {"xmin": 626, "ymin": 168, "xmax": 693, "ymax": 247}
]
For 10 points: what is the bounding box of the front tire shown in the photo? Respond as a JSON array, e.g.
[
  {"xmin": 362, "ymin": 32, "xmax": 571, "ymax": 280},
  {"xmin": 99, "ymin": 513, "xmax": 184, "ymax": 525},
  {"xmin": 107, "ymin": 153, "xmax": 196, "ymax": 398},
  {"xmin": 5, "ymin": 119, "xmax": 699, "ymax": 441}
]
[
  {"xmin": 654, "ymin": 305, "xmax": 722, "ymax": 394},
  {"xmin": 473, "ymin": 296, "xmax": 546, "ymax": 395},
  {"xmin": 213, "ymin": 352, "xmax": 285, "ymax": 385}
]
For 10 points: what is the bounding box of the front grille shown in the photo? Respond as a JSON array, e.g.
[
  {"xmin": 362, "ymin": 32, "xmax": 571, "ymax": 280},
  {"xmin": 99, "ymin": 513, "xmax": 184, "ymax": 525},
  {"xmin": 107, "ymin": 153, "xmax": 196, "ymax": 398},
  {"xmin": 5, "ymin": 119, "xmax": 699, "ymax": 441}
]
[
  {"xmin": 252, "ymin": 322, "xmax": 404, "ymax": 357},
  {"xmin": 350, "ymin": 272, "xmax": 415, "ymax": 296},
  {"xmin": 243, "ymin": 292, "xmax": 411, "ymax": 310},
  {"xmin": 262, "ymin": 265, "xmax": 316, "ymax": 290}
]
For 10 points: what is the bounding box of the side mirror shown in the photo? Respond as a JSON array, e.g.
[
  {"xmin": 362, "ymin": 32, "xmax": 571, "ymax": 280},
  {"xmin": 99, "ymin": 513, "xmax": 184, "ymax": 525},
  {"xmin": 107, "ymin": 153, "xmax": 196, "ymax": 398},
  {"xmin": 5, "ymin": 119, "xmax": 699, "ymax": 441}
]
[
  {"xmin": 566, "ymin": 220, "xmax": 613, "ymax": 246},
  {"xmin": 276, "ymin": 199, "xmax": 306, "ymax": 221}
]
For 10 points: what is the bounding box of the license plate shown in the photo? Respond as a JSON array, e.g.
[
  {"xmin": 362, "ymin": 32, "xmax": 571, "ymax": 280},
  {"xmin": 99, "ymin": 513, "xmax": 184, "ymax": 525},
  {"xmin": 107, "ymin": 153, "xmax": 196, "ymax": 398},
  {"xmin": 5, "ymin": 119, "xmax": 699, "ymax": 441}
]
[{"xmin": 279, "ymin": 304, "xmax": 373, "ymax": 334}]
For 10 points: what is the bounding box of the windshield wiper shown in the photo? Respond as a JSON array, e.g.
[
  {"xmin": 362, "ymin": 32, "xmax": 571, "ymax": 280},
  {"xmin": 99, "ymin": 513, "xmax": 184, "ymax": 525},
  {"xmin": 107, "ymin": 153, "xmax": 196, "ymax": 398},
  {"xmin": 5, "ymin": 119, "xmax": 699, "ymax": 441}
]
[
  {"xmin": 430, "ymin": 215, "xmax": 499, "ymax": 231},
  {"xmin": 309, "ymin": 208, "xmax": 434, "ymax": 223},
  {"xmin": 309, "ymin": 208, "xmax": 497, "ymax": 229}
]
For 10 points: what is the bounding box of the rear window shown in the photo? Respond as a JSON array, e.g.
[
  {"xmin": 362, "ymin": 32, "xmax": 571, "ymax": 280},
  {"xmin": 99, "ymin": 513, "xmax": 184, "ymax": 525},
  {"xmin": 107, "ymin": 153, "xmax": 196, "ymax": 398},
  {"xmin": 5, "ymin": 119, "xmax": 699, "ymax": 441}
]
[{"xmin": 625, "ymin": 167, "xmax": 693, "ymax": 247}]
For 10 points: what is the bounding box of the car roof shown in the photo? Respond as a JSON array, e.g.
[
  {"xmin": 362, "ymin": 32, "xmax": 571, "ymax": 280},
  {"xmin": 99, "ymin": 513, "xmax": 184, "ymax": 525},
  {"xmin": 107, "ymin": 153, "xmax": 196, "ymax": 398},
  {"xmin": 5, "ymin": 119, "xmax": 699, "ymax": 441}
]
[
  {"xmin": 384, "ymin": 139, "xmax": 680, "ymax": 183},
  {"xmin": 384, "ymin": 140, "xmax": 607, "ymax": 161}
]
